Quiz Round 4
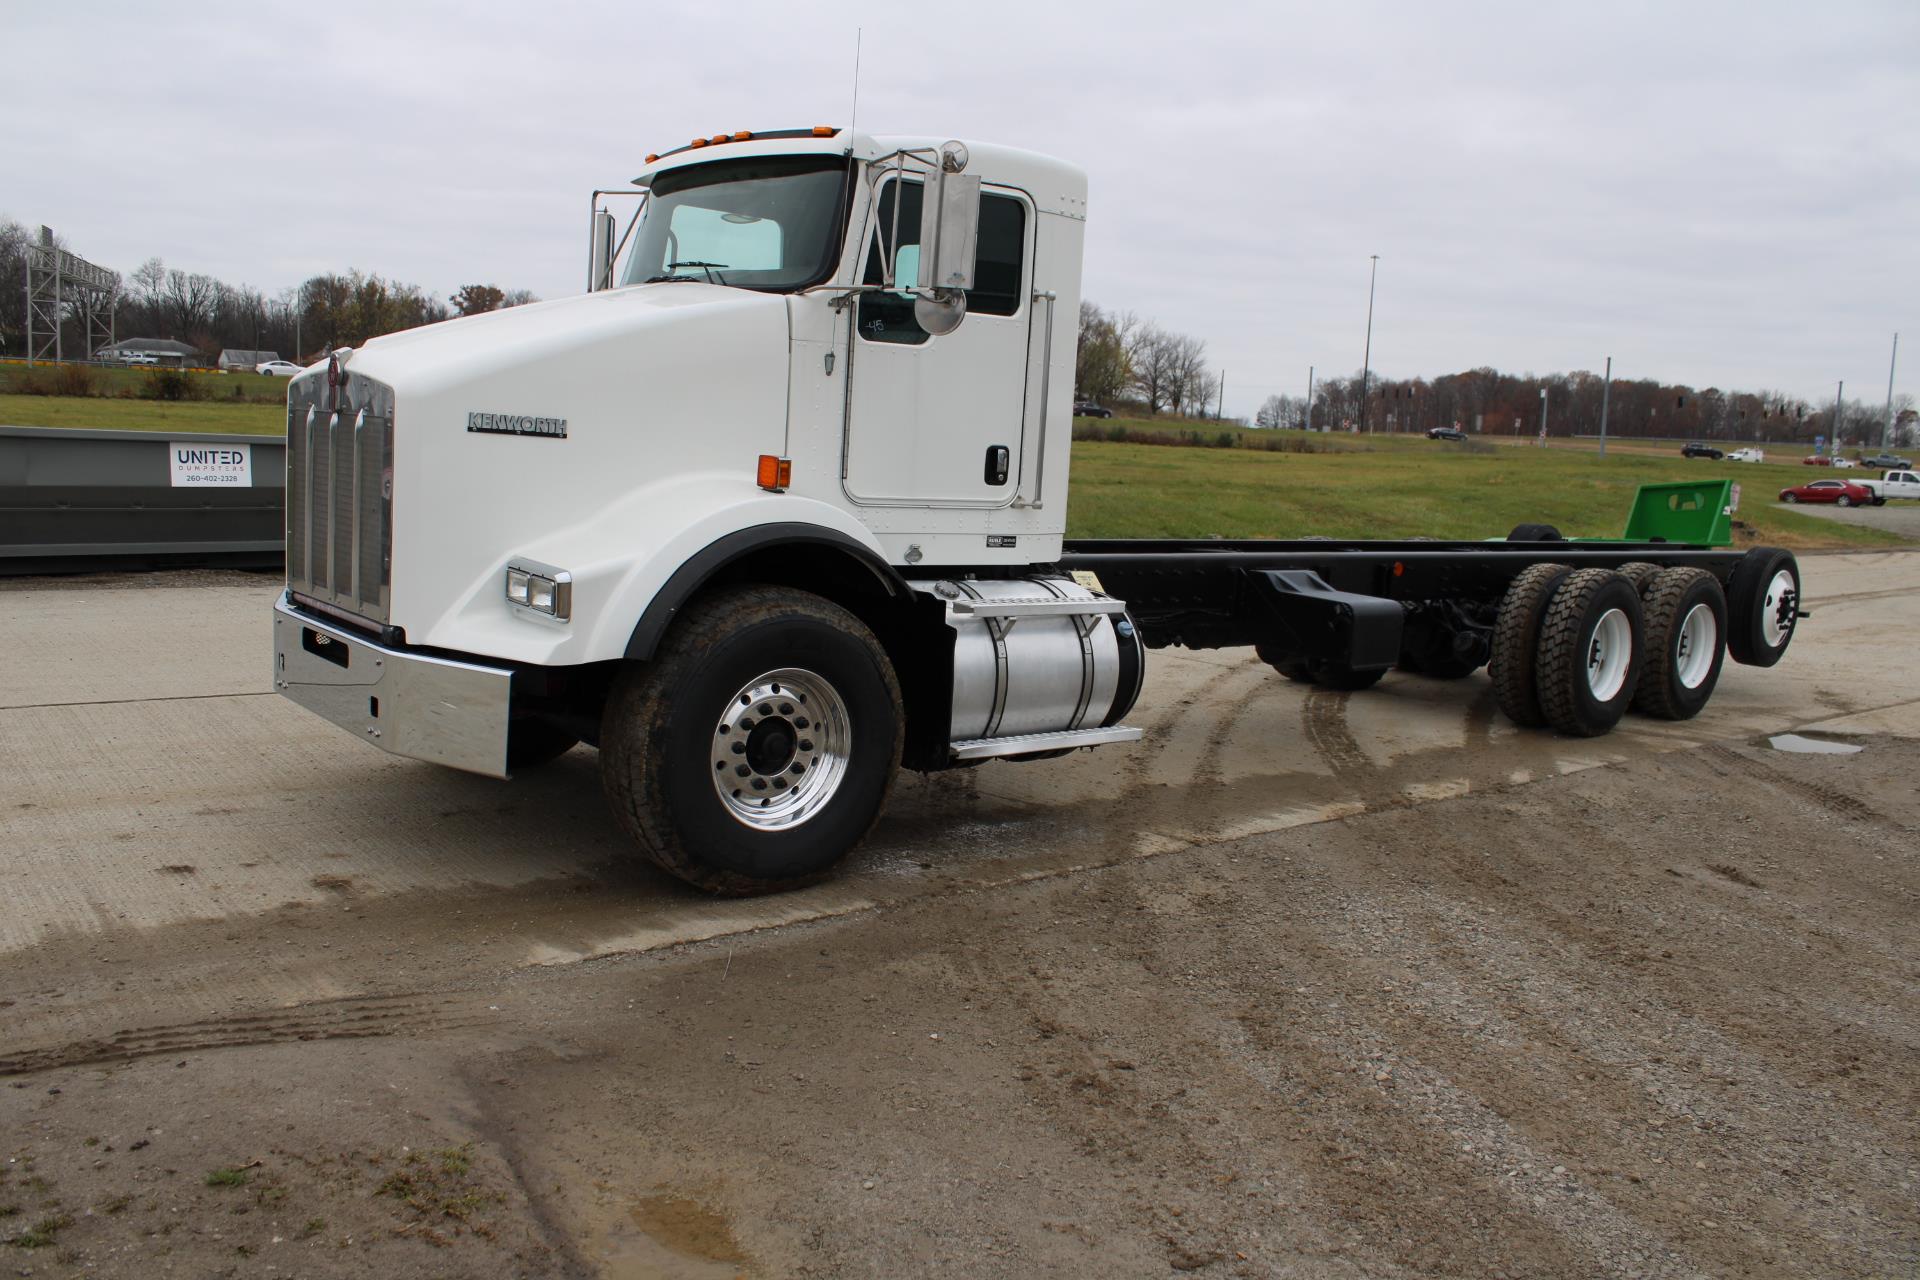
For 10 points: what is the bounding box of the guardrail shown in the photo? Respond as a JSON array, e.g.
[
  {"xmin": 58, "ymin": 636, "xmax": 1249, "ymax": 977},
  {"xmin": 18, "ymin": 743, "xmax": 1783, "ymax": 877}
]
[{"xmin": 0, "ymin": 426, "xmax": 285, "ymax": 575}]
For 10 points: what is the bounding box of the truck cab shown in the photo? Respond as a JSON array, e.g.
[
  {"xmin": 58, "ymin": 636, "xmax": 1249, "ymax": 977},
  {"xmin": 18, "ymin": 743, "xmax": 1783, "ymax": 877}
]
[
  {"xmin": 1861, "ymin": 469, "xmax": 1920, "ymax": 503},
  {"xmin": 273, "ymin": 128, "xmax": 1141, "ymax": 892}
]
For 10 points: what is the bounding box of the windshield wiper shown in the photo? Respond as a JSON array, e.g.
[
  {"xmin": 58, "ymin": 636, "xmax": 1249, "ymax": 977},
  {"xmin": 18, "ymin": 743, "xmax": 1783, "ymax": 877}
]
[{"xmin": 649, "ymin": 260, "xmax": 730, "ymax": 285}]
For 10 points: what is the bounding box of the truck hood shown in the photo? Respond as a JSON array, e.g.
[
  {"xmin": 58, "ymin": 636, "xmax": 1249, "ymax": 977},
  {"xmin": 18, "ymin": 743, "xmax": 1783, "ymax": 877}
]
[{"xmin": 332, "ymin": 281, "xmax": 784, "ymax": 395}]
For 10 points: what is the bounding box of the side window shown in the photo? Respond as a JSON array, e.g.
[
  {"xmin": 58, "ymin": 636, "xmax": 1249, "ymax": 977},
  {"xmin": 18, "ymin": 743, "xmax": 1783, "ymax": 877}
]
[
  {"xmin": 968, "ymin": 196, "xmax": 1026, "ymax": 316},
  {"xmin": 856, "ymin": 183, "xmax": 1027, "ymax": 344}
]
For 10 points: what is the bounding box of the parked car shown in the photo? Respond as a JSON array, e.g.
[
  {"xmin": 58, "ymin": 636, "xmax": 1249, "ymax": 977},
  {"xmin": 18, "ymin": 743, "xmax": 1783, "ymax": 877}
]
[
  {"xmin": 117, "ymin": 351, "xmax": 159, "ymax": 366},
  {"xmin": 1779, "ymin": 478, "xmax": 1871, "ymax": 506},
  {"xmin": 1801, "ymin": 455, "xmax": 1834, "ymax": 466},
  {"xmin": 1860, "ymin": 452, "xmax": 1914, "ymax": 470},
  {"xmin": 1681, "ymin": 442, "xmax": 1724, "ymax": 459},
  {"xmin": 1426, "ymin": 426, "xmax": 1467, "ymax": 441},
  {"xmin": 1072, "ymin": 401, "xmax": 1112, "ymax": 419},
  {"xmin": 1726, "ymin": 447, "xmax": 1766, "ymax": 463},
  {"xmin": 256, "ymin": 360, "xmax": 303, "ymax": 377}
]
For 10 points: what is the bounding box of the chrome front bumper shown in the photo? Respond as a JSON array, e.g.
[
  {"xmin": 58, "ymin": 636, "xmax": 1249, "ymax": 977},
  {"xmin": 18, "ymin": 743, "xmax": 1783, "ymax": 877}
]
[{"xmin": 272, "ymin": 595, "xmax": 513, "ymax": 777}]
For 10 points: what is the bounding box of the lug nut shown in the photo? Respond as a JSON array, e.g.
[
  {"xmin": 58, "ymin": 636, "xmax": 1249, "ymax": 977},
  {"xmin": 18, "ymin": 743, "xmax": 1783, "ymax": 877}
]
[
  {"xmin": 794, "ymin": 717, "xmax": 809, "ymax": 729},
  {"xmin": 799, "ymin": 739, "xmax": 814, "ymax": 752},
  {"xmin": 751, "ymin": 778, "xmax": 767, "ymax": 791},
  {"xmin": 779, "ymin": 702, "xmax": 794, "ymax": 715},
  {"xmin": 735, "ymin": 764, "xmax": 750, "ymax": 777},
  {"xmin": 731, "ymin": 742, "xmax": 745, "ymax": 755}
]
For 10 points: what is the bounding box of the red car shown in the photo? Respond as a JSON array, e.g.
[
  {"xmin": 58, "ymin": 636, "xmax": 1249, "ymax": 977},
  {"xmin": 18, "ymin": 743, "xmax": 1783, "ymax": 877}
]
[
  {"xmin": 1801, "ymin": 455, "xmax": 1833, "ymax": 466},
  {"xmin": 1780, "ymin": 479, "xmax": 1871, "ymax": 506}
]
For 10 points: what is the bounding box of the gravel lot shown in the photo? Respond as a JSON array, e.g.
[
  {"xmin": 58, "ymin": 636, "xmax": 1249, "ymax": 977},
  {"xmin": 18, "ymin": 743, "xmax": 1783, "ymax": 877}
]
[{"xmin": 1, "ymin": 561, "xmax": 1915, "ymax": 1277}]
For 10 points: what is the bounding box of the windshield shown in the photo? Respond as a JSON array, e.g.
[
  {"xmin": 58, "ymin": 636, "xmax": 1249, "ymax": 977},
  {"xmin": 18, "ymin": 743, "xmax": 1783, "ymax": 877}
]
[{"xmin": 620, "ymin": 155, "xmax": 852, "ymax": 291}]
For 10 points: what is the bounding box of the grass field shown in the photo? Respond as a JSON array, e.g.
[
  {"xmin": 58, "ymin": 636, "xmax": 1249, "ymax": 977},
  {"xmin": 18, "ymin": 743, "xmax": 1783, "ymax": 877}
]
[
  {"xmin": 0, "ymin": 400, "xmax": 1901, "ymax": 550},
  {"xmin": 1066, "ymin": 430, "xmax": 1904, "ymax": 549},
  {"xmin": 0, "ymin": 394, "xmax": 287, "ymax": 433}
]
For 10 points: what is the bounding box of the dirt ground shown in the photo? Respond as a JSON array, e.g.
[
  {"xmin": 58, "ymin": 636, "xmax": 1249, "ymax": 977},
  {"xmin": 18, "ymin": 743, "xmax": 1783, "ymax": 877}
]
[
  {"xmin": 2, "ymin": 731, "xmax": 1914, "ymax": 1278},
  {"xmin": 3, "ymin": 556, "xmax": 1919, "ymax": 1277}
]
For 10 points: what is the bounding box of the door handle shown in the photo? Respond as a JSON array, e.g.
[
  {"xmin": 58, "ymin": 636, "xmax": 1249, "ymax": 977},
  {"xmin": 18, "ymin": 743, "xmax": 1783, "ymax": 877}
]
[{"xmin": 984, "ymin": 445, "xmax": 1010, "ymax": 486}]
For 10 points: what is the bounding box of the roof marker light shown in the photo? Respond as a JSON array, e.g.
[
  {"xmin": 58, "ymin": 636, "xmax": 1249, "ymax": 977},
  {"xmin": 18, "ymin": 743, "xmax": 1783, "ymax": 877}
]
[
  {"xmin": 690, "ymin": 138, "xmax": 708, "ymax": 147},
  {"xmin": 811, "ymin": 126, "xmax": 837, "ymax": 137},
  {"xmin": 732, "ymin": 130, "xmax": 752, "ymax": 141},
  {"xmin": 645, "ymin": 153, "xmax": 659, "ymax": 163},
  {"xmin": 711, "ymin": 133, "xmax": 729, "ymax": 144}
]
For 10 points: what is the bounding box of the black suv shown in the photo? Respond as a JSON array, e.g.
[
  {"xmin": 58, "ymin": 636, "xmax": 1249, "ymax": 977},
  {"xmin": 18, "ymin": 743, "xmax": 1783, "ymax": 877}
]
[
  {"xmin": 1074, "ymin": 402, "xmax": 1113, "ymax": 419},
  {"xmin": 1681, "ymin": 442, "xmax": 1724, "ymax": 459}
]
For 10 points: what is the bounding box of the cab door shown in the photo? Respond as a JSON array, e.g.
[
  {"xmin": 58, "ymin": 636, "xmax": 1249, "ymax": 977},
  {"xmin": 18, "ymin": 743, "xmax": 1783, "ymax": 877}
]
[{"xmin": 842, "ymin": 179, "xmax": 1032, "ymax": 507}]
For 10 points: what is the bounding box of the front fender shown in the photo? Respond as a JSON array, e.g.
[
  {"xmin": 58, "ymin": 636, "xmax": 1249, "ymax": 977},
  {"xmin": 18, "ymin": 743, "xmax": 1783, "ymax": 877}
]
[{"xmin": 414, "ymin": 470, "xmax": 892, "ymax": 666}]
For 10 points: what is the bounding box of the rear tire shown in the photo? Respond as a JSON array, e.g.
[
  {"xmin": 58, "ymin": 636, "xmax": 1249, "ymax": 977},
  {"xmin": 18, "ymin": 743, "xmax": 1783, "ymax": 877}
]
[
  {"xmin": 1613, "ymin": 561, "xmax": 1662, "ymax": 595},
  {"xmin": 600, "ymin": 586, "xmax": 903, "ymax": 894},
  {"xmin": 1254, "ymin": 641, "xmax": 1316, "ymax": 683},
  {"xmin": 1507, "ymin": 523, "xmax": 1564, "ymax": 542},
  {"xmin": 1317, "ymin": 663, "xmax": 1387, "ymax": 691},
  {"xmin": 1632, "ymin": 568, "xmax": 1727, "ymax": 720},
  {"xmin": 1725, "ymin": 547, "xmax": 1800, "ymax": 668},
  {"xmin": 1534, "ymin": 569, "xmax": 1645, "ymax": 738},
  {"xmin": 1490, "ymin": 563, "xmax": 1572, "ymax": 728},
  {"xmin": 1836, "ymin": 495, "xmax": 1853, "ymax": 507}
]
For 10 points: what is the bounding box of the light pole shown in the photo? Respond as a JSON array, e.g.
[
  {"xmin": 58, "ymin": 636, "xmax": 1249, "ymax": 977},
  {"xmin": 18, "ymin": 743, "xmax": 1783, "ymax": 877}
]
[
  {"xmin": 1359, "ymin": 255, "xmax": 1379, "ymax": 433},
  {"xmin": 1886, "ymin": 333, "xmax": 1900, "ymax": 449},
  {"xmin": 1538, "ymin": 386, "xmax": 1548, "ymax": 445},
  {"xmin": 1598, "ymin": 357, "xmax": 1612, "ymax": 459}
]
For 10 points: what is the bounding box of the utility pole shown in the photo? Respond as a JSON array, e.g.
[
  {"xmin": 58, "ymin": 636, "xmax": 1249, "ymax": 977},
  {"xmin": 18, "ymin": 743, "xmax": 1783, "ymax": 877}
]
[
  {"xmin": 1834, "ymin": 380, "xmax": 1844, "ymax": 451},
  {"xmin": 1217, "ymin": 369, "xmax": 1226, "ymax": 421},
  {"xmin": 1360, "ymin": 255, "xmax": 1379, "ymax": 433},
  {"xmin": 1598, "ymin": 356, "xmax": 1612, "ymax": 458},
  {"xmin": 1306, "ymin": 365, "xmax": 1315, "ymax": 431},
  {"xmin": 1886, "ymin": 333, "xmax": 1900, "ymax": 449},
  {"xmin": 1538, "ymin": 387, "xmax": 1549, "ymax": 444}
]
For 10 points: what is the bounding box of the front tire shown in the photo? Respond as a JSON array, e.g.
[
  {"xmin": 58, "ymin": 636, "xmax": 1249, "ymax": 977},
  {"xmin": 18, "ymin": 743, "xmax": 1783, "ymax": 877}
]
[
  {"xmin": 1725, "ymin": 547, "xmax": 1800, "ymax": 668},
  {"xmin": 600, "ymin": 586, "xmax": 903, "ymax": 894},
  {"xmin": 1490, "ymin": 562, "xmax": 1571, "ymax": 727},
  {"xmin": 1782, "ymin": 493, "xmax": 1798, "ymax": 503}
]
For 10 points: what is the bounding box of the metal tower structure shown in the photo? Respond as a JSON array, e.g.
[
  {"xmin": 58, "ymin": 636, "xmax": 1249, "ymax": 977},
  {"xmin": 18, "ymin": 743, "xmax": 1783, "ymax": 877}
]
[{"xmin": 25, "ymin": 226, "xmax": 118, "ymax": 364}]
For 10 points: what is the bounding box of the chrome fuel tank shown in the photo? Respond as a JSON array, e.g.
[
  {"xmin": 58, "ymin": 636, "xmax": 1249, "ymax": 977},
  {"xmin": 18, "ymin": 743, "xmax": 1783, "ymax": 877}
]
[{"xmin": 916, "ymin": 577, "xmax": 1145, "ymax": 742}]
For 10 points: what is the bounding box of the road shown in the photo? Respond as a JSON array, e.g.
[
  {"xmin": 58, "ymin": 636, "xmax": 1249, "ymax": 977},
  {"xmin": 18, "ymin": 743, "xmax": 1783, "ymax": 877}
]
[{"xmin": 1, "ymin": 555, "xmax": 1915, "ymax": 1277}]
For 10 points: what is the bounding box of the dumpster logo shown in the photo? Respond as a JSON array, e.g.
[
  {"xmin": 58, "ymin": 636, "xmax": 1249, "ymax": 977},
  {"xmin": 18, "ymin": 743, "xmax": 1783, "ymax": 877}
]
[
  {"xmin": 466, "ymin": 412, "xmax": 568, "ymax": 439},
  {"xmin": 169, "ymin": 442, "xmax": 253, "ymax": 487}
]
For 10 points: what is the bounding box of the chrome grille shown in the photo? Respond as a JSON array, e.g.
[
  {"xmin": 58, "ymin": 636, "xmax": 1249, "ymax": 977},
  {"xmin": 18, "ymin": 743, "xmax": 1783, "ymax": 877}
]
[{"xmin": 286, "ymin": 376, "xmax": 393, "ymax": 623}]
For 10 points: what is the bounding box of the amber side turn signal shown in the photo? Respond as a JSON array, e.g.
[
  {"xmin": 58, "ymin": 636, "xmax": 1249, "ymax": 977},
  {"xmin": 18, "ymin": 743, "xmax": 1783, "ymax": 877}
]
[{"xmin": 756, "ymin": 455, "xmax": 792, "ymax": 491}]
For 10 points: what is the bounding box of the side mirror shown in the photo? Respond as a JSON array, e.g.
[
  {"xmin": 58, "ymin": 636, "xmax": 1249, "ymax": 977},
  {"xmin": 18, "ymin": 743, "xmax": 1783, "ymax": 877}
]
[
  {"xmin": 588, "ymin": 209, "xmax": 616, "ymax": 292},
  {"xmin": 916, "ymin": 146, "xmax": 980, "ymax": 293}
]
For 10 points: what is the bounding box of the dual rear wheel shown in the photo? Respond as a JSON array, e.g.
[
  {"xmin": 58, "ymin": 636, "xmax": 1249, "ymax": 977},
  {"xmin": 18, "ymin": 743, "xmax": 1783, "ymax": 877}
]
[{"xmin": 1489, "ymin": 547, "xmax": 1796, "ymax": 736}]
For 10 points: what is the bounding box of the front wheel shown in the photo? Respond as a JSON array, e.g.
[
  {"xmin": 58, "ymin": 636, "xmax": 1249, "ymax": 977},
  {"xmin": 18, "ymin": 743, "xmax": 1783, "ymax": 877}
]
[
  {"xmin": 600, "ymin": 586, "xmax": 903, "ymax": 895},
  {"xmin": 1782, "ymin": 493, "xmax": 1798, "ymax": 504}
]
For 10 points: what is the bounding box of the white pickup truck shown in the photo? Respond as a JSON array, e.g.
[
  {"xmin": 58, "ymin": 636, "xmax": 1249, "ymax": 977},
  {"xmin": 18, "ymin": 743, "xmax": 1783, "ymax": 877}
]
[{"xmin": 1859, "ymin": 470, "xmax": 1920, "ymax": 504}]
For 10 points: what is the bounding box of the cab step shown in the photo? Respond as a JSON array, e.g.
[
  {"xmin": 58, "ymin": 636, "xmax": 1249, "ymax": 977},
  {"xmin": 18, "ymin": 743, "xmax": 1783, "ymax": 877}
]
[{"xmin": 949, "ymin": 724, "xmax": 1143, "ymax": 761}]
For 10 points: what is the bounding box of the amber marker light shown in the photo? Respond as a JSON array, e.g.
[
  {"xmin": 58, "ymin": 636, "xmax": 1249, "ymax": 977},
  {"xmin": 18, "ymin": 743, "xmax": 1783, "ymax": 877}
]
[
  {"xmin": 756, "ymin": 455, "xmax": 792, "ymax": 492},
  {"xmin": 1392, "ymin": 561, "xmax": 1405, "ymax": 577},
  {"xmin": 732, "ymin": 130, "xmax": 752, "ymax": 141},
  {"xmin": 811, "ymin": 125, "xmax": 836, "ymax": 137},
  {"xmin": 645, "ymin": 153, "xmax": 659, "ymax": 163},
  {"xmin": 711, "ymin": 133, "xmax": 729, "ymax": 144},
  {"xmin": 690, "ymin": 138, "xmax": 708, "ymax": 147}
]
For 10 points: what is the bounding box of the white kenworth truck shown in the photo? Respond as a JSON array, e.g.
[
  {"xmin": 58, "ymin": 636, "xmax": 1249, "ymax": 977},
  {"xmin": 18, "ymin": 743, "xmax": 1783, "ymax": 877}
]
[{"xmin": 273, "ymin": 126, "xmax": 1806, "ymax": 893}]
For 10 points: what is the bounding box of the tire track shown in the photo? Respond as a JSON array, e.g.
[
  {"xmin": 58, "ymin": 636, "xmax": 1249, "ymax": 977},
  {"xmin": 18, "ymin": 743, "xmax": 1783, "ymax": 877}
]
[
  {"xmin": 1699, "ymin": 744, "xmax": 1896, "ymax": 828},
  {"xmin": 0, "ymin": 991, "xmax": 489, "ymax": 1076},
  {"xmin": 1301, "ymin": 687, "xmax": 1375, "ymax": 779}
]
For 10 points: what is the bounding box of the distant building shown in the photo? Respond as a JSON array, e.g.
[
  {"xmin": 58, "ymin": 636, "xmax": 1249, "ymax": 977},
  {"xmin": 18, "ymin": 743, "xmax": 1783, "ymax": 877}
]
[
  {"xmin": 98, "ymin": 338, "xmax": 203, "ymax": 368},
  {"xmin": 219, "ymin": 349, "xmax": 279, "ymax": 371}
]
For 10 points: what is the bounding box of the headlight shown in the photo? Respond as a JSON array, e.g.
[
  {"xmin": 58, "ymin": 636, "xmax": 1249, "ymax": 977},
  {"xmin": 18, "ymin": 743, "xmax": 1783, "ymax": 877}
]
[{"xmin": 504, "ymin": 560, "xmax": 571, "ymax": 622}]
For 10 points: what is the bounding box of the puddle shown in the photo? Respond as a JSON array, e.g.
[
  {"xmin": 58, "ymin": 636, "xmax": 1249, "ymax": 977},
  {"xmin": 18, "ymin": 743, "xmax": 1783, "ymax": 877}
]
[
  {"xmin": 598, "ymin": 1192, "xmax": 753, "ymax": 1279},
  {"xmin": 1765, "ymin": 733, "xmax": 1865, "ymax": 756}
]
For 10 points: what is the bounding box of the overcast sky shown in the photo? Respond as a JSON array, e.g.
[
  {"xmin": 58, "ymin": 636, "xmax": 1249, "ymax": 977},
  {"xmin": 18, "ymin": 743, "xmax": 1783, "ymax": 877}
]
[{"xmin": 7, "ymin": 0, "xmax": 1915, "ymax": 416}]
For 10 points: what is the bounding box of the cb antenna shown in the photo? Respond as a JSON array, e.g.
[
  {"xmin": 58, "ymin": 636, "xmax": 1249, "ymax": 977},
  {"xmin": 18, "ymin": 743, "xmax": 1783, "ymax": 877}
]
[{"xmin": 849, "ymin": 28, "xmax": 863, "ymax": 140}]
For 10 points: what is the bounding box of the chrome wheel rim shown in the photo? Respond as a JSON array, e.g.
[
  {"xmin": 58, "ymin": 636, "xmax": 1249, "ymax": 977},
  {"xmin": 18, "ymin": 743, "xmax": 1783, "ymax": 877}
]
[
  {"xmin": 1674, "ymin": 602, "xmax": 1717, "ymax": 689},
  {"xmin": 1761, "ymin": 569, "xmax": 1797, "ymax": 648},
  {"xmin": 709, "ymin": 668, "xmax": 851, "ymax": 830},
  {"xmin": 1586, "ymin": 607, "xmax": 1633, "ymax": 701}
]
